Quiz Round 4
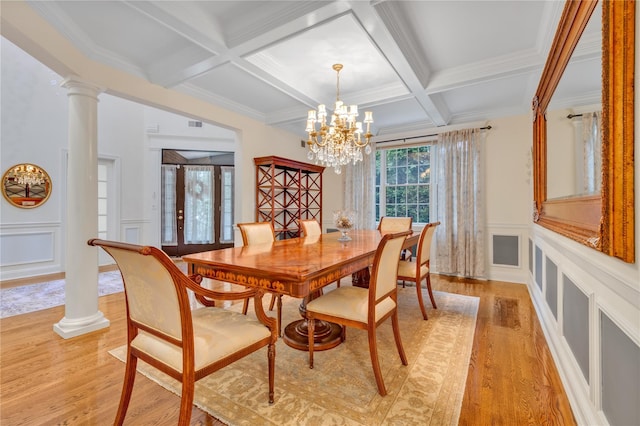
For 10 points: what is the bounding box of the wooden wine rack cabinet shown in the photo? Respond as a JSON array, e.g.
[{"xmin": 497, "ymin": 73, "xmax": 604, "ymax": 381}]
[{"xmin": 254, "ymin": 156, "xmax": 324, "ymax": 240}]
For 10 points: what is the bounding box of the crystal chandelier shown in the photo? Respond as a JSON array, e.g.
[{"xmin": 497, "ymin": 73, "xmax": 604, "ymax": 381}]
[
  {"xmin": 306, "ymin": 64, "xmax": 373, "ymax": 174},
  {"xmin": 11, "ymin": 164, "xmax": 46, "ymax": 186}
]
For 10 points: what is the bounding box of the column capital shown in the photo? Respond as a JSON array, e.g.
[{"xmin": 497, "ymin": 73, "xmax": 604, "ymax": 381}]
[{"xmin": 62, "ymin": 75, "xmax": 104, "ymax": 98}]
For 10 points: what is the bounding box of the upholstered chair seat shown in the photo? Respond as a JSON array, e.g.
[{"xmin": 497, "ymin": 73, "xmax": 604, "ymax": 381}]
[
  {"xmin": 131, "ymin": 308, "xmax": 272, "ymax": 372},
  {"xmin": 396, "ymin": 261, "xmax": 429, "ymax": 280}
]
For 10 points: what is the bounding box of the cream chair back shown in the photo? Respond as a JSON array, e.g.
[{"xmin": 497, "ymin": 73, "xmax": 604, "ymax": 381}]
[
  {"xmin": 238, "ymin": 222, "xmax": 275, "ymax": 246},
  {"xmin": 378, "ymin": 217, "xmax": 412, "ymax": 233},
  {"xmin": 99, "ymin": 244, "xmax": 186, "ymax": 341},
  {"xmin": 418, "ymin": 222, "xmax": 440, "ymax": 265},
  {"xmin": 299, "ymin": 219, "xmax": 322, "ymax": 237},
  {"xmin": 371, "ymin": 230, "xmax": 411, "ymax": 301}
]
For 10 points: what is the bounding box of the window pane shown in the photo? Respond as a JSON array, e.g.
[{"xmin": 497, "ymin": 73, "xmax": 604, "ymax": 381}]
[
  {"xmin": 397, "ymin": 166, "xmax": 407, "ymax": 185},
  {"xmin": 418, "ymin": 204, "xmax": 430, "ymax": 223},
  {"xmin": 184, "ymin": 166, "xmax": 215, "ymax": 245},
  {"xmin": 161, "ymin": 165, "xmax": 178, "ymax": 245},
  {"xmin": 396, "ymin": 186, "xmax": 407, "ymax": 204},
  {"xmin": 387, "ymin": 167, "xmax": 397, "ymax": 185},
  {"xmin": 386, "ymin": 150, "xmax": 397, "ymax": 167},
  {"xmin": 407, "ymin": 204, "xmax": 418, "ymax": 222},
  {"xmin": 407, "ymin": 185, "xmax": 418, "ymax": 203},
  {"xmin": 397, "ymin": 149, "xmax": 407, "ymax": 166},
  {"xmin": 220, "ymin": 166, "xmax": 234, "ymax": 243},
  {"xmin": 377, "ymin": 145, "xmax": 432, "ymax": 225},
  {"xmin": 418, "ymin": 186, "xmax": 429, "ymax": 204},
  {"xmin": 407, "ymin": 148, "xmax": 420, "ymax": 165},
  {"xmin": 386, "ymin": 204, "xmax": 397, "ymax": 216},
  {"xmin": 386, "ymin": 187, "xmax": 396, "ymax": 204},
  {"xmin": 407, "ymin": 164, "xmax": 418, "ymax": 184}
]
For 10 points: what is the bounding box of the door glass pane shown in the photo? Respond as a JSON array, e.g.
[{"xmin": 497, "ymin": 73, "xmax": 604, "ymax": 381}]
[
  {"xmin": 161, "ymin": 165, "xmax": 178, "ymax": 245},
  {"xmin": 220, "ymin": 166, "xmax": 234, "ymax": 243},
  {"xmin": 97, "ymin": 163, "xmax": 108, "ymax": 239},
  {"xmin": 184, "ymin": 165, "xmax": 214, "ymax": 244}
]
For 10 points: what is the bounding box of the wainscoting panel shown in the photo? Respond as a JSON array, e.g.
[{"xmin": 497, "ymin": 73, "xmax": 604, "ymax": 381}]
[
  {"xmin": 600, "ymin": 312, "xmax": 640, "ymax": 426},
  {"xmin": 563, "ymin": 275, "xmax": 590, "ymax": 383},
  {"xmin": 545, "ymin": 257, "xmax": 558, "ymax": 319},
  {"xmin": 0, "ymin": 223, "xmax": 62, "ymax": 280},
  {"xmin": 528, "ymin": 238, "xmax": 533, "ymax": 274},
  {"xmin": 486, "ymin": 224, "xmax": 528, "ymax": 283},
  {"xmin": 1, "ymin": 231, "xmax": 54, "ymax": 266},
  {"xmin": 530, "ymin": 225, "xmax": 640, "ymax": 426},
  {"xmin": 535, "ymin": 245, "xmax": 543, "ymax": 290}
]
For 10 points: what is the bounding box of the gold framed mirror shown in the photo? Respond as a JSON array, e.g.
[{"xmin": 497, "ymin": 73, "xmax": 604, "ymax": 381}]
[
  {"xmin": 2, "ymin": 163, "xmax": 52, "ymax": 209},
  {"xmin": 533, "ymin": 0, "xmax": 635, "ymax": 263}
]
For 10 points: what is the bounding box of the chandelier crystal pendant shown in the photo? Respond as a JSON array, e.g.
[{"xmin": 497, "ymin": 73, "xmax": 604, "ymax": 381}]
[{"xmin": 305, "ymin": 64, "xmax": 373, "ymax": 174}]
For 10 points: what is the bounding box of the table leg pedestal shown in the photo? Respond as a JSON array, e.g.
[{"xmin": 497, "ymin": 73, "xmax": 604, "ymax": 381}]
[{"xmin": 283, "ymin": 319, "xmax": 343, "ymax": 351}]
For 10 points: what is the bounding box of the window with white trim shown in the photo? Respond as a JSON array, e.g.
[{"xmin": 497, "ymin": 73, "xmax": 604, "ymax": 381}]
[{"xmin": 375, "ymin": 145, "xmax": 432, "ymax": 224}]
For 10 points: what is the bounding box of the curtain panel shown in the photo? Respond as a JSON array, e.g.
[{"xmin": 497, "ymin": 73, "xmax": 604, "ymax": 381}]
[
  {"xmin": 435, "ymin": 129, "xmax": 486, "ymax": 279},
  {"xmin": 344, "ymin": 143, "xmax": 377, "ymax": 230},
  {"xmin": 581, "ymin": 111, "xmax": 602, "ymax": 194}
]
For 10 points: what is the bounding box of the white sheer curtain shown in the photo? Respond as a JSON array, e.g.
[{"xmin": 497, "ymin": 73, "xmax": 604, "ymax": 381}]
[
  {"xmin": 344, "ymin": 143, "xmax": 376, "ymax": 230},
  {"xmin": 581, "ymin": 111, "xmax": 602, "ymax": 193},
  {"xmin": 184, "ymin": 165, "xmax": 214, "ymax": 244},
  {"xmin": 435, "ymin": 128, "xmax": 485, "ymax": 278}
]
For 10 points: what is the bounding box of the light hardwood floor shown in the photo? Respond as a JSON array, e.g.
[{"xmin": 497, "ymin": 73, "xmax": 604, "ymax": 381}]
[{"xmin": 0, "ymin": 275, "xmax": 575, "ymax": 425}]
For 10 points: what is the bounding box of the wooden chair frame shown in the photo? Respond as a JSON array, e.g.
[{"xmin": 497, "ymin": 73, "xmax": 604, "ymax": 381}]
[
  {"xmin": 88, "ymin": 239, "xmax": 277, "ymax": 425},
  {"xmin": 306, "ymin": 230, "xmax": 411, "ymax": 396},
  {"xmin": 397, "ymin": 222, "xmax": 440, "ymax": 320}
]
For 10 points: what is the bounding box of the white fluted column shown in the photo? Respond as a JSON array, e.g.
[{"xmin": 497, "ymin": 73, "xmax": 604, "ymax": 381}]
[{"xmin": 54, "ymin": 77, "xmax": 110, "ymax": 338}]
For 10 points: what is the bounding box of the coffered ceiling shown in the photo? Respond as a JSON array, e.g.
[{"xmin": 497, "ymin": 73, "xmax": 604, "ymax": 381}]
[{"xmin": 26, "ymin": 0, "xmax": 602, "ymax": 139}]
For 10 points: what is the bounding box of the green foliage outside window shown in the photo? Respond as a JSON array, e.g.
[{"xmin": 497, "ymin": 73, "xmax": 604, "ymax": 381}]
[{"xmin": 375, "ymin": 145, "xmax": 431, "ymax": 224}]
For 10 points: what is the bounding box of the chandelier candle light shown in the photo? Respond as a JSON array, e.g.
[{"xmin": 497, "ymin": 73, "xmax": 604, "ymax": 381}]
[
  {"xmin": 11, "ymin": 164, "xmax": 46, "ymax": 186},
  {"xmin": 306, "ymin": 64, "xmax": 373, "ymax": 174}
]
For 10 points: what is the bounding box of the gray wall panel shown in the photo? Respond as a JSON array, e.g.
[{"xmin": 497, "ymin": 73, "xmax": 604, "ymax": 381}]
[
  {"xmin": 535, "ymin": 246, "xmax": 543, "ymax": 290},
  {"xmin": 545, "ymin": 258, "xmax": 557, "ymax": 318},
  {"xmin": 528, "ymin": 238, "xmax": 533, "ymax": 273},
  {"xmin": 601, "ymin": 313, "xmax": 640, "ymax": 426},
  {"xmin": 493, "ymin": 234, "xmax": 519, "ymax": 266},
  {"xmin": 562, "ymin": 275, "xmax": 589, "ymax": 382}
]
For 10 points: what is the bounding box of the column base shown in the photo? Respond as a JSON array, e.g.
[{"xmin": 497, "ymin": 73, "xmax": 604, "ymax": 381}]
[{"xmin": 53, "ymin": 311, "xmax": 110, "ymax": 339}]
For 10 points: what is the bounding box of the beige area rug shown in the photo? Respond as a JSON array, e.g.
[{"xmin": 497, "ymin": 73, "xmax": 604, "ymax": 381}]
[{"xmin": 109, "ymin": 288, "xmax": 479, "ymax": 426}]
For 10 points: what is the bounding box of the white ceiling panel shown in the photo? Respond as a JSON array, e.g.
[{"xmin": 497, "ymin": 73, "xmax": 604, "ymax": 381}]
[
  {"xmin": 22, "ymin": 0, "xmax": 602, "ymax": 139},
  {"xmin": 187, "ymin": 64, "xmax": 303, "ymax": 114}
]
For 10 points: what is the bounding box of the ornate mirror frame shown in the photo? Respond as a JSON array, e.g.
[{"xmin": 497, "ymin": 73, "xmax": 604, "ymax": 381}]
[
  {"xmin": 2, "ymin": 163, "xmax": 53, "ymax": 209},
  {"xmin": 533, "ymin": 0, "xmax": 635, "ymax": 263}
]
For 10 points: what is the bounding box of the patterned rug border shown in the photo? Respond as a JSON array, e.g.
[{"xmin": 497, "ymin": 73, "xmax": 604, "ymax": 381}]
[{"xmin": 109, "ymin": 289, "xmax": 478, "ymax": 425}]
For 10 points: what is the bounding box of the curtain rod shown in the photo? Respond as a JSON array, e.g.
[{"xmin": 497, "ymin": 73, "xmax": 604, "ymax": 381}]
[
  {"xmin": 567, "ymin": 113, "xmax": 583, "ymax": 119},
  {"xmin": 376, "ymin": 125, "xmax": 492, "ymax": 145}
]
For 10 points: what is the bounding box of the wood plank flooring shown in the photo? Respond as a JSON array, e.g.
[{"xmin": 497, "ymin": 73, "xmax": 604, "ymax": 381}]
[{"xmin": 0, "ymin": 275, "xmax": 576, "ymax": 425}]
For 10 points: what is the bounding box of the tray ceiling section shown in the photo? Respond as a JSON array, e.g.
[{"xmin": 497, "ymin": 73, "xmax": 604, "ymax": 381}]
[{"xmin": 25, "ymin": 0, "xmax": 601, "ymax": 137}]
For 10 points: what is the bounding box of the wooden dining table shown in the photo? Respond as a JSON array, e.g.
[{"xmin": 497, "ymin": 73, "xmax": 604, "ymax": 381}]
[{"xmin": 183, "ymin": 229, "xmax": 418, "ymax": 351}]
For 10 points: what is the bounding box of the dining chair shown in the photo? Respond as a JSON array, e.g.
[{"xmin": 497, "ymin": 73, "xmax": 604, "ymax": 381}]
[
  {"xmin": 87, "ymin": 239, "xmax": 277, "ymax": 425},
  {"xmin": 396, "ymin": 221, "xmax": 440, "ymax": 320},
  {"xmin": 237, "ymin": 222, "xmax": 283, "ymax": 335},
  {"xmin": 378, "ymin": 216, "xmax": 413, "ymax": 260},
  {"xmin": 306, "ymin": 230, "xmax": 411, "ymax": 396},
  {"xmin": 299, "ymin": 218, "xmax": 341, "ymax": 288},
  {"xmin": 299, "ymin": 218, "xmax": 322, "ymax": 237}
]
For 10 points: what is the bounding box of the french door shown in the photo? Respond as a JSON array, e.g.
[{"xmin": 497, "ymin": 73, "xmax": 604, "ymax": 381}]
[{"xmin": 161, "ymin": 162, "xmax": 234, "ymax": 256}]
